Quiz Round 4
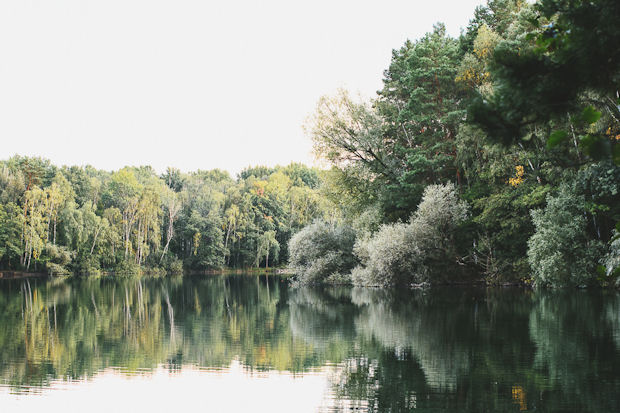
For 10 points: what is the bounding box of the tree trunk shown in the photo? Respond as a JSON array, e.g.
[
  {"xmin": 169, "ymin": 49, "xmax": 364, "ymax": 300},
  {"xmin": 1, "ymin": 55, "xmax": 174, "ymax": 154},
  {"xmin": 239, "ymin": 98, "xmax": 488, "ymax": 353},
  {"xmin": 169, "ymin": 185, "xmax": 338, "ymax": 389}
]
[
  {"xmin": 90, "ymin": 225, "xmax": 101, "ymax": 255},
  {"xmin": 160, "ymin": 215, "xmax": 174, "ymax": 263}
]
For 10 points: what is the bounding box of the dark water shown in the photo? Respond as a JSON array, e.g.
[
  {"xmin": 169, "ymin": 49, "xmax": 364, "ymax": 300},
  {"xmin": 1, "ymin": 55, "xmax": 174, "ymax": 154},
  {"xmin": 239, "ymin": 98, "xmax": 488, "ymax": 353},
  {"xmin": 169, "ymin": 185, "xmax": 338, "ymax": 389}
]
[{"xmin": 1, "ymin": 275, "xmax": 619, "ymax": 412}]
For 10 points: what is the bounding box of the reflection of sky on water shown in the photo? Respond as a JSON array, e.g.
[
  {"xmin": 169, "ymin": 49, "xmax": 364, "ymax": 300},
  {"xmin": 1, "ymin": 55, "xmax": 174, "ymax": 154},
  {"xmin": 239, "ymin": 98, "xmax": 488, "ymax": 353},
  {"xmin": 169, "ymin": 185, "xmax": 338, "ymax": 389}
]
[{"xmin": 0, "ymin": 361, "xmax": 340, "ymax": 413}]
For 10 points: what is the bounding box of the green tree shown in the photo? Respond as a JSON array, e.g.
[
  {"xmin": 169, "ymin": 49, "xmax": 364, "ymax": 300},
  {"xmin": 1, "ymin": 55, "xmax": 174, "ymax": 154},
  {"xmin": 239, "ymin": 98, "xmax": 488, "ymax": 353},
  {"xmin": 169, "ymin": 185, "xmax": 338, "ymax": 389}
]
[
  {"xmin": 468, "ymin": 0, "xmax": 620, "ymax": 163},
  {"xmin": 0, "ymin": 203, "xmax": 24, "ymax": 269},
  {"xmin": 21, "ymin": 187, "xmax": 49, "ymax": 270},
  {"xmin": 256, "ymin": 230, "xmax": 279, "ymax": 268},
  {"xmin": 528, "ymin": 185, "xmax": 605, "ymax": 287},
  {"xmin": 160, "ymin": 186, "xmax": 182, "ymax": 262},
  {"xmin": 375, "ymin": 24, "xmax": 466, "ymax": 218},
  {"xmin": 104, "ymin": 169, "xmax": 142, "ymax": 260}
]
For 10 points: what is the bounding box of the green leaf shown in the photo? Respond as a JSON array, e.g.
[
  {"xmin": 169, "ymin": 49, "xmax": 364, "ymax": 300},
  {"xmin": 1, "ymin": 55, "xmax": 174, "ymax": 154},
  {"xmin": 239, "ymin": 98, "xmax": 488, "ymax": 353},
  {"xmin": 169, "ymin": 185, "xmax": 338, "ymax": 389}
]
[
  {"xmin": 579, "ymin": 133, "xmax": 597, "ymax": 151},
  {"xmin": 613, "ymin": 143, "xmax": 620, "ymax": 166},
  {"xmin": 596, "ymin": 265, "xmax": 607, "ymax": 278},
  {"xmin": 536, "ymin": 36, "xmax": 553, "ymax": 50},
  {"xmin": 547, "ymin": 130, "xmax": 568, "ymax": 149},
  {"xmin": 580, "ymin": 134, "xmax": 610, "ymax": 160},
  {"xmin": 581, "ymin": 106, "xmax": 601, "ymax": 124}
]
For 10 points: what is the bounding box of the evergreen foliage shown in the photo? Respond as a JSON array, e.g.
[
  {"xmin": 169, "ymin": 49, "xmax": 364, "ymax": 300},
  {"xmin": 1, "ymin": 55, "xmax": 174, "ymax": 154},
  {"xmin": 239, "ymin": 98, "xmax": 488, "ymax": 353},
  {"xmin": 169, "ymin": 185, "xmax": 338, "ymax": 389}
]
[{"xmin": 299, "ymin": 0, "xmax": 619, "ymax": 287}]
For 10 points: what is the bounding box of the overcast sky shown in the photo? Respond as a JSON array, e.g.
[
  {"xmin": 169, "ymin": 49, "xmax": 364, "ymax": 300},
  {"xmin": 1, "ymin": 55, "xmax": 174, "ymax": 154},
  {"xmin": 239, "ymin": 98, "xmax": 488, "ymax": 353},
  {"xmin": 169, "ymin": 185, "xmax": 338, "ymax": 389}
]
[{"xmin": 0, "ymin": 0, "xmax": 484, "ymax": 175}]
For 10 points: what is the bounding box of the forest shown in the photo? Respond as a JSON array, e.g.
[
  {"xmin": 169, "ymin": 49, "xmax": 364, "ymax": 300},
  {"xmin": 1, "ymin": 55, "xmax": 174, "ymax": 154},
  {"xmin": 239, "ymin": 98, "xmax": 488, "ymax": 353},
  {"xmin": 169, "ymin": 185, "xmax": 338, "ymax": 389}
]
[
  {"xmin": 1, "ymin": 0, "xmax": 619, "ymax": 288},
  {"xmin": 289, "ymin": 0, "xmax": 620, "ymax": 288},
  {"xmin": 0, "ymin": 159, "xmax": 332, "ymax": 275}
]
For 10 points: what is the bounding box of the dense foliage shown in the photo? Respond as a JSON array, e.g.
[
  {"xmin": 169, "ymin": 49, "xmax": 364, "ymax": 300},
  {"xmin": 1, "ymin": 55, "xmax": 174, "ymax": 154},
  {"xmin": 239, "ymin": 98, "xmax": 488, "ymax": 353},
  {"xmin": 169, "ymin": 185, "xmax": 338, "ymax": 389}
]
[
  {"xmin": 0, "ymin": 158, "xmax": 331, "ymax": 275},
  {"xmin": 351, "ymin": 184, "xmax": 468, "ymax": 287},
  {"xmin": 288, "ymin": 220, "xmax": 357, "ymax": 284},
  {"xmin": 527, "ymin": 185, "xmax": 605, "ymax": 287},
  {"xmin": 296, "ymin": 0, "xmax": 620, "ymax": 287}
]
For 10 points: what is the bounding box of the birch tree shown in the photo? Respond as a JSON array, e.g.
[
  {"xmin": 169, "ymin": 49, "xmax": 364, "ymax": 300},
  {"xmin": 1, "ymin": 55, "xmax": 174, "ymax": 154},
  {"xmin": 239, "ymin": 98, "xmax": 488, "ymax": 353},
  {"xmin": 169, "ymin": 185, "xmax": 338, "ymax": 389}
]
[{"xmin": 160, "ymin": 187, "xmax": 181, "ymax": 262}]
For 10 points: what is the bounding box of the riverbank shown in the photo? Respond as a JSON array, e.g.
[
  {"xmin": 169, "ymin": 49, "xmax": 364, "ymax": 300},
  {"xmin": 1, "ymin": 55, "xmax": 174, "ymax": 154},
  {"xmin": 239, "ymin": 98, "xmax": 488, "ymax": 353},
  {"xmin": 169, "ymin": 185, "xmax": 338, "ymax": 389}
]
[
  {"xmin": 0, "ymin": 267, "xmax": 294, "ymax": 280},
  {"xmin": 0, "ymin": 271, "xmax": 47, "ymax": 279},
  {"xmin": 188, "ymin": 267, "xmax": 292, "ymax": 275}
]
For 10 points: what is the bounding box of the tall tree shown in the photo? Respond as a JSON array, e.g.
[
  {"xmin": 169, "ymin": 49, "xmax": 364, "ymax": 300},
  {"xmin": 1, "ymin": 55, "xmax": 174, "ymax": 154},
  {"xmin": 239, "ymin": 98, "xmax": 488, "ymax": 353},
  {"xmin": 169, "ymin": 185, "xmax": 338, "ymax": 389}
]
[{"xmin": 160, "ymin": 187, "xmax": 182, "ymax": 262}]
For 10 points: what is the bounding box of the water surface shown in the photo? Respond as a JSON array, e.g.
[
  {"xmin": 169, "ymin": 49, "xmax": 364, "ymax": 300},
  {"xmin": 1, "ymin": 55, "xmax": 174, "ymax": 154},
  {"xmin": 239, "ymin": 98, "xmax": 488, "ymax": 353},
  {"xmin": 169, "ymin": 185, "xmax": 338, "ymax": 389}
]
[{"xmin": 1, "ymin": 275, "xmax": 619, "ymax": 412}]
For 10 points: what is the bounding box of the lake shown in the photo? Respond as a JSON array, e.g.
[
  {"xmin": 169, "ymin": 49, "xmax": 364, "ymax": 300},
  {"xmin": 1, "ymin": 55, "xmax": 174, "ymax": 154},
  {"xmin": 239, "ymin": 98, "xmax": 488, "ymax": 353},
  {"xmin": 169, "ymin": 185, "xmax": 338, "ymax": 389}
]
[{"xmin": 0, "ymin": 274, "xmax": 619, "ymax": 412}]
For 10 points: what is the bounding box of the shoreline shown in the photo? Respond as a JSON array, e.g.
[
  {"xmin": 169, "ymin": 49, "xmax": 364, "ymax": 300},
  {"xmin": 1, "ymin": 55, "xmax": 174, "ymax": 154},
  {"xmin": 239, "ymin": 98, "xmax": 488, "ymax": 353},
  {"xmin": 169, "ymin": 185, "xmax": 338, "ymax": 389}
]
[
  {"xmin": 0, "ymin": 267, "xmax": 294, "ymax": 280},
  {"xmin": 0, "ymin": 271, "xmax": 48, "ymax": 279},
  {"xmin": 0, "ymin": 270, "xmax": 615, "ymax": 290}
]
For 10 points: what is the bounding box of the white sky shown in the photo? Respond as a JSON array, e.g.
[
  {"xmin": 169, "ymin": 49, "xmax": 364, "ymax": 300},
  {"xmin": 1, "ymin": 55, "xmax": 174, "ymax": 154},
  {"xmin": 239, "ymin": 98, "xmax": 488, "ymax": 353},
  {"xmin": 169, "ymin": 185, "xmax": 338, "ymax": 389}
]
[{"xmin": 0, "ymin": 0, "xmax": 484, "ymax": 176}]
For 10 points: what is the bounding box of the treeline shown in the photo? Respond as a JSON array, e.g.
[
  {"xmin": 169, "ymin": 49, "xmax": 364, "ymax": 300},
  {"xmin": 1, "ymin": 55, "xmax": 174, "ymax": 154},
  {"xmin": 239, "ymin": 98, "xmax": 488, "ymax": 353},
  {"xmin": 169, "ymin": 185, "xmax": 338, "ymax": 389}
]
[
  {"xmin": 2, "ymin": 0, "xmax": 619, "ymax": 287},
  {"xmin": 291, "ymin": 0, "xmax": 620, "ymax": 287},
  {"xmin": 0, "ymin": 157, "xmax": 332, "ymax": 275}
]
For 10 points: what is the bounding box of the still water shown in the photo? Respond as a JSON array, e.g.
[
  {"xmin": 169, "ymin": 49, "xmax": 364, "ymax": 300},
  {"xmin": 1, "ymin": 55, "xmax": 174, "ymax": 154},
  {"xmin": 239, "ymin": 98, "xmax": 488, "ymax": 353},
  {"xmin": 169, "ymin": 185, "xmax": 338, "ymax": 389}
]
[{"xmin": 0, "ymin": 274, "xmax": 619, "ymax": 412}]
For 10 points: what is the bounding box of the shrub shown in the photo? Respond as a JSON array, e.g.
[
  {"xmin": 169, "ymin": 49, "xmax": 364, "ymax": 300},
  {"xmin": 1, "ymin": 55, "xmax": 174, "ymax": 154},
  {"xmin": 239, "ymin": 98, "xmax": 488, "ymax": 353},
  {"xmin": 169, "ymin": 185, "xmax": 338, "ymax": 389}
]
[
  {"xmin": 352, "ymin": 183, "xmax": 468, "ymax": 286},
  {"xmin": 161, "ymin": 255, "xmax": 184, "ymax": 275},
  {"xmin": 414, "ymin": 183, "xmax": 469, "ymax": 239},
  {"xmin": 75, "ymin": 255, "xmax": 101, "ymax": 276},
  {"xmin": 46, "ymin": 262, "xmax": 71, "ymax": 276},
  {"xmin": 599, "ymin": 230, "xmax": 620, "ymax": 286},
  {"xmin": 143, "ymin": 266, "xmax": 166, "ymax": 277},
  {"xmin": 351, "ymin": 204, "xmax": 383, "ymax": 237},
  {"xmin": 45, "ymin": 243, "xmax": 74, "ymax": 276},
  {"xmin": 288, "ymin": 220, "xmax": 356, "ymax": 284},
  {"xmin": 167, "ymin": 257, "xmax": 184, "ymax": 275},
  {"xmin": 352, "ymin": 222, "xmax": 424, "ymax": 286},
  {"xmin": 114, "ymin": 260, "xmax": 142, "ymax": 277},
  {"xmin": 527, "ymin": 186, "xmax": 605, "ymax": 287}
]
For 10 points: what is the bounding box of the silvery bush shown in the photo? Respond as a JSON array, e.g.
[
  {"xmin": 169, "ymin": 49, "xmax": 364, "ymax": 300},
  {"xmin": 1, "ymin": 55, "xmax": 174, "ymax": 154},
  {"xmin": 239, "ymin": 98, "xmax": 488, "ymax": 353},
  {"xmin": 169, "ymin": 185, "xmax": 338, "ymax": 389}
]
[
  {"xmin": 288, "ymin": 220, "xmax": 356, "ymax": 284},
  {"xmin": 602, "ymin": 231, "xmax": 620, "ymax": 286},
  {"xmin": 353, "ymin": 183, "xmax": 468, "ymax": 286}
]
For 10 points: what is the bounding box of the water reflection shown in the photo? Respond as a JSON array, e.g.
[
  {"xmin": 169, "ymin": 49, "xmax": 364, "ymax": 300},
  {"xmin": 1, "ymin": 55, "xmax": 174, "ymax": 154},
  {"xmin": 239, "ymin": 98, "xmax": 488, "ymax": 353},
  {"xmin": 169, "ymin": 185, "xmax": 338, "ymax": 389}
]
[{"xmin": 0, "ymin": 276, "xmax": 619, "ymax": 411}]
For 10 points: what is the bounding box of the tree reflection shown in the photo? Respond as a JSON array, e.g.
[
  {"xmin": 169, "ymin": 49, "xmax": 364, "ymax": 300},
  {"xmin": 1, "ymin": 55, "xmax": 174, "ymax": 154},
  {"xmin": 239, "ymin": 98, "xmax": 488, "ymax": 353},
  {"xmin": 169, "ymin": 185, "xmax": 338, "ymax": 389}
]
[
  {"xmin": 0, "ymin": 278, "xmax": 619, "ymax": 411},
  {"xmin": 289, "ymin": 286, "xmax": 620, "ymax": 412}
]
